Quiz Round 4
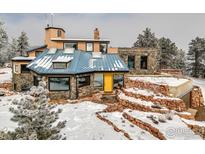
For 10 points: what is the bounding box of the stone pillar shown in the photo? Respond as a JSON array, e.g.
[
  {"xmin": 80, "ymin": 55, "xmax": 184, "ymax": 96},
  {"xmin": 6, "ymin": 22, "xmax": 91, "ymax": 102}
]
[{"xmin": 70, "ymin": 76, "xmax": 77, "ymax": 99}]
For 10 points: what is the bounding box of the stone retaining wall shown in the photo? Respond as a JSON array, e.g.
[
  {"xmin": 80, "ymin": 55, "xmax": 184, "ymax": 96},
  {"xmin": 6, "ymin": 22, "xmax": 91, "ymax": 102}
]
[
  {"xmin": 96, "ymin": 112, "xmax": 132, "ymax": 140},
  {"xmin": 123, "ymin": 112, "xmax": 166, "ymax": 140},
  {"xmin": 186, "ymin": 124, "xmax": 205, "ymax": 139},
  {"xmin": 125, "ymin": 78, "xmax": 169, "ymax": 96},
  {"xmin": 122, "ymin": 89, "xmax": 186, "ymax": 112},
  {"xmin": 191, "ymin": 86, "xmax": 204, "ymax": 108}
]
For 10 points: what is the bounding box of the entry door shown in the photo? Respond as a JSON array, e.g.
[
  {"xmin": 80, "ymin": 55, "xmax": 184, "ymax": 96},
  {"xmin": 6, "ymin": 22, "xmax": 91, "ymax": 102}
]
[{"xmin": 104, "ymin": 73, "xmax": 113, "ymax": 92}]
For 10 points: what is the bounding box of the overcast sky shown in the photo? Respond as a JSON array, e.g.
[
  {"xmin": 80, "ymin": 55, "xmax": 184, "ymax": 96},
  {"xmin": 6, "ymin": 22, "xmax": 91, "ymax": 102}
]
[{"xmin": 0, "ymin": 13, "xmax": 205, "ymax": 51}]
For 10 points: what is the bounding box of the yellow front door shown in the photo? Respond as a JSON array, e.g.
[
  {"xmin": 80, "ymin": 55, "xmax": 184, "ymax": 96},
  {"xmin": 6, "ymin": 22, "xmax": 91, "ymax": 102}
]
[{"xmin": 104, "ymin": 73, "xmax": 113, "ymax": 92}]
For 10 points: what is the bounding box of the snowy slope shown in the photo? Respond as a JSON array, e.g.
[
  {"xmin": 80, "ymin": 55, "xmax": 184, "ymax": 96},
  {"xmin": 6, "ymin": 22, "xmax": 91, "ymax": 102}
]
[
  {"xmin": 99, "ymin": 111, "xmax": 158, "ymax": 140},
  {"xmin": 124, "ymin": 109, "xmax": 201, "ymax": 140},
  {"xmin": 57, "ymin": 101, "xmax": 126, "ymax": 140},
  {"xmin": 0, "ymin": 68, "xmax": 12, "ymax": 83}
]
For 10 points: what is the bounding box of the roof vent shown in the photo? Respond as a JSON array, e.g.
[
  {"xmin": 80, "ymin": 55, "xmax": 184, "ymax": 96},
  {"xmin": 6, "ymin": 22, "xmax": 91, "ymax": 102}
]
[
  {"xmin": 92, "ymin": 52, "xmax": 102, "ymax": 59},
  {"xmin": 48, "ymin": 48, "xmax": 57, "ymax": 54},
  {"xmin": 64, "ymin": 48, "xmax": 75, "ymax": 54}
]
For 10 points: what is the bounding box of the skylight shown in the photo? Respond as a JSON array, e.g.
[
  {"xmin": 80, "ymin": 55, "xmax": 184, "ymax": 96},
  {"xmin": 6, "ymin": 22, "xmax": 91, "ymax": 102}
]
[{"xmin": 48, "ymin": 48, "xmax": 57, "ymax": 54}]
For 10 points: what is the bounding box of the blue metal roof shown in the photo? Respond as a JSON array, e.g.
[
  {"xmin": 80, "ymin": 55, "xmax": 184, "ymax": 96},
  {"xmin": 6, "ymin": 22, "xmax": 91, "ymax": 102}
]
[{"xmin": 27, "ymin": 49, "xmax": 129, "ymax": 75}]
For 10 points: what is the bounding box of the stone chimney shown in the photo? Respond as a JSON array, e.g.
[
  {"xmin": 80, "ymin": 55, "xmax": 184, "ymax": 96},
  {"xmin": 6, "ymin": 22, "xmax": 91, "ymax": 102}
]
[{"xmin": 94, "ymin": 28, "xmax": 100, "ymax": 40}]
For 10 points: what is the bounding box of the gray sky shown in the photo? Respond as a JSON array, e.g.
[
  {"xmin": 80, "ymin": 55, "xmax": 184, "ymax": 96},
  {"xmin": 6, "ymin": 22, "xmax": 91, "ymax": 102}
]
[{"xmin": 1, "ymin": 13, "xmax": 205, "ymax": 51}]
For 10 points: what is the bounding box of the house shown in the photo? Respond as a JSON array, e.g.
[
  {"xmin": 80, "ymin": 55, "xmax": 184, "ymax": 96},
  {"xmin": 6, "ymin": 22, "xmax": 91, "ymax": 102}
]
[
  {"xmin": 11, "ymin": 26, "xmax": 129, "ymax": 99},
  {"xmin": 118, "ymin": 47, "xmax": 160, "ymax": 75}
]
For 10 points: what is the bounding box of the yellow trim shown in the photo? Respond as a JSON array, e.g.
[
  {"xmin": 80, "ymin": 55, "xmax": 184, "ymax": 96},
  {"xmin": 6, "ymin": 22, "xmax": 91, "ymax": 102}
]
[{"xmin": 103, "ymin": 73, "xmax": 113, "ymax": 92}]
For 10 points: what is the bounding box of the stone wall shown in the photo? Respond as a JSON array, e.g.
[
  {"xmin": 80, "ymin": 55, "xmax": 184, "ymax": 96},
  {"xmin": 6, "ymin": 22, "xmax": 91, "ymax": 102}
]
[
  {"xmin": 76, "ymin": 73, "xmax": 94, "ymax": 98},
  {"xmin": 12, "ymin": 72, "xmax": 33, "ymax": 91},
  {"xmin": 122, "ymin": 89, "xmax": 186, "ymax": 112},
  {"xmin": 186, "ymin": 124, "xmax": 205, "ymax": 139},
  {"xmin": 118, "ymin": 47, "xmax": 159, "ymax": 75},
  {"xmin": 190, "ymin": 86, "xmax": 204, "ymax": 108},
  {"xmin": 123, "ymin": 112, "xmax": 166, "ymax": 140},
  {"xmin": 125, "ymin": 77, "xmax": 169, "ymax": 96}
]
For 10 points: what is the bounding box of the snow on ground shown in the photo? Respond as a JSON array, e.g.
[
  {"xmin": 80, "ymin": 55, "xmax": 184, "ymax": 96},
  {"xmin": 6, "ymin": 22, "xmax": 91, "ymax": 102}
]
[
  {"xmin": 99, "ymin": 111, "xmax": 158, "ymax": 140},
  {"xmin": 124, "ymin": 109, "xmax": 201, "ymax": 140},
  {"xmin": 191, "ymin": 77, "xmax": 205, "ymax": 104},
  {"xmin": 0, "ymin": 68, "xmax": 12, "ymax": 83},
  {"xmin": 124, "ymin": 88, "xmax": 181, "ymax": 101},
  {"xmin": 119, "ymin": 92, "xmax": 154, "ymax": 107},
  {"xmin": 0, "ymin": 95, "xmax": 18, "ymax": 131},
  {"xmin": 56, "ymin": 101, "xmax": 126, "ymax": 140},
  {"xmin": 129, "ymin": 76, "xmax": 189, "ymax": 87},
  {"xmin": 181, "ymin": 118, "xmax": 205, "ymax": 127}
]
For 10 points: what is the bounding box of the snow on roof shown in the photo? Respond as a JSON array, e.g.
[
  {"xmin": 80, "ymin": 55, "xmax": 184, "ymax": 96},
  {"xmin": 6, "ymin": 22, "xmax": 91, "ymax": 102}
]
[
  {"xmin": 51, "ymin": 38, "xmax": 110, "ymax": 42},
  {"xmin": 129, "ymin": 76, "xmax": 189, "ymax": 87},
  {"xmin": 124, "ymin": 109, "xmax": 202, "ymax": 140},
  {"xmin": 52, "ymin": 55, "xmax": 73, "ymax": 63},
  {"xmin": 12, "ymin": 56, "xmax": 35, "ymax": 61}
]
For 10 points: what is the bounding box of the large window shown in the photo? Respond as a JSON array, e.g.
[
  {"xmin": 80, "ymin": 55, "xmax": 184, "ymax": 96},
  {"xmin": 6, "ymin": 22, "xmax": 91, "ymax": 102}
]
[
  {"xmin": 21, "ymin": 64, "xmax": 30, "ymax": 73},
  {"xmin": 64, "ymin": 43, "xmax": 77, "ymax": 49},
  {"xmin": 94, "ymin": 73, "xmax": 103, "ymax": 87},
  {"xmin": 86, "ymin": 43, "xmax": 93, "ymax": 51},
  {"xmin": 100, "ymin": 43, "xmax": 107, "ymax": 54},
  {"xmin": 53, "ymin": 62, "xmax": 67, "ymax": 69},
  {"xmin": 113, "ymin": 74, "xmax": 124, "ymax": 89},
  {"xmin": 77, "ymin": 76, "xmax": 90, "ymax": 87},
  {"xmin": 140, "ymin": 56, "xmax": 148, "ymax": 69},
  {"xmin": 128, "ymin": 55, "xmax": 135, "ymax": 69},
  {"xmin": 49, "ymin": 77, "xmax": 70, "ymax": 91},
  {"xmin": 35, "ymin": 51, "xmax": 42, "ymax": 57}
]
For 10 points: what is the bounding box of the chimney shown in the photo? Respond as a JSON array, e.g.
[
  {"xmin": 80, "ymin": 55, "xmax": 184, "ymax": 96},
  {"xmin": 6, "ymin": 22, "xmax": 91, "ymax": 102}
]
[{"xmin": 94, "ymin": 28, "xmax": 100, "ymax": 40}]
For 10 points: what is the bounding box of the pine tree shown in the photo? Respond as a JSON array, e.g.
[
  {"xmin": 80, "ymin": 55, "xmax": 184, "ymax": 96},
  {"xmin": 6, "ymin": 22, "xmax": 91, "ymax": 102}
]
[
  {"xmin": 159, "ymin": 37, "xmax": 178, "ymax": 69},
  {"xmin": 187, "ymin": 37, "xmax": 205, "ymax": 77},
  {"xmin": 133, "ymin": 28, "xmax": 158, "ymax": 48},
  {"xmin": 8, "ymin": 81, "xmax": 66, "ymax": 140},
  {"xmin": 7, "ymin": 38, "xmax": 18, "ymax": 61},
  {"xmin": 0, "ymin": 21, "xmax": 9, "ymax": 66},
  {"xmin": 17, "ymin": 31, "xmax": 29, "ymax": 56}
]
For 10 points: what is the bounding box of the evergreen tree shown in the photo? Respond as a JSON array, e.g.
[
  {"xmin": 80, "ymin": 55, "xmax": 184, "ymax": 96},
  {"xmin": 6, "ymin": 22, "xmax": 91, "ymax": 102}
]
[
  {"xmin": 17, "ymin": 31, "xmax": 29, "ymax": 56},
  {"xmin": 0, "ymin": 21, "xmax": 9, "ymax": 66},
  {"xmin": 7, "ymin": 38, "xmax": 18, "ymax": 61},
  {"xmin": 133, "ymin": 28, "xmax": 158, "ymax": 48},
  {"xmin": 8, "ymin": 81, "xmax": 66, "ymax": 140},
  {"xmin": 159, "ymin": 37, "xmax": 178, "ymax": 69},
  {"xmin": 174, "ymin": 49, "xmax": 186, "ymax": 70},
  {"xmin": 187, "ymin": 37, "xmax": 205, "ymax": 77}
]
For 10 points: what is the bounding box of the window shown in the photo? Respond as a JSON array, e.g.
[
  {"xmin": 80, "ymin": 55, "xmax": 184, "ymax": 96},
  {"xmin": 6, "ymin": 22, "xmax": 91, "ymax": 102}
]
[
  {"xmin": 94, "ymin": 73, "xmax": 103, "ymax": 87},
  {"xmin": 128, "ymin": 55, "xmax": 135, "ymax": 69},
  {"xmin": 35, "ymin": 51, "xmax": 42, "ymax": 57},
  {"xmin": 140, "ymin": 56, "xmax": 148, "ymax": 69},
  {"xmin": 33, "ymin": 76, "xmax": 39, "ymax": 86},
  {"xmin": 14, "ymin": 64, "xmax": 20, "ymax": 73},
  {"xmin": 53, "ymin": 62, "xmax": 67, "ymax": 69},
  {"xmin": 113, "ymin": 74, "xmax": 124, "ymax": 89},
  {"xmin": 77, "ymin": 76, "xmax": 90, "ymax": 87},
  {"xmin": 57, "ymin": 30, "xmax": 62, "ymax": 37},
  {"xmin": 64, "ymin": 43, "xmax": 77, "ymax": 49},
  {"xmin": 21, "ymin": 64, "xmax": 30, "ymax": 73},
  {"xmin": 100, "ymin": 43, "xmax": 107, "ymax": 54},
  {"xmin": 49, "ymin": 77, "xmax": 70, "ymax": 91},
  {"xmin": 86, "ymin": 43, "xmax": 93, "ymax": 51}
]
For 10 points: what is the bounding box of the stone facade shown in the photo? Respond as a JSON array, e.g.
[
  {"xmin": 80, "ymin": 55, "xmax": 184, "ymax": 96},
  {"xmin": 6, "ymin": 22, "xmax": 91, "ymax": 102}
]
[
  {"xmin": 190, "ymin": 86, "xmax": 204, "ymax": 108},
  {"xmin": 12, "ymin": 72, "xmax": 33, "ymax": 91},
  {"xmin": 118, "ymin": 47, "xmax": 159, "ymax": 75},
  {"xmin": 76, "ymin": 73, "xmax": 94, "ymax": 98}
]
